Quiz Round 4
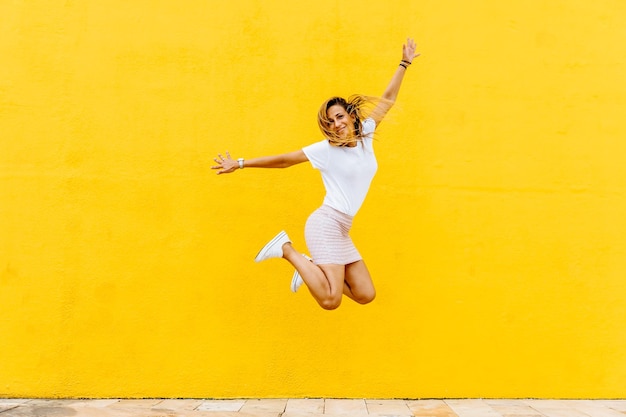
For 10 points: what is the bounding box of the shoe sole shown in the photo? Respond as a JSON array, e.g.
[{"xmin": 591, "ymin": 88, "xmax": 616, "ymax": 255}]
[
  {"xmin": 291, "ymin": 270, "xmax": 301, "ymax": 293},
  {"xmin": 290, "ymin": 254, "xmax": 311, "ymax": 292},
  {"xmin": 254, "ymin": 231, "xmax": 287, "ymax": 262}
]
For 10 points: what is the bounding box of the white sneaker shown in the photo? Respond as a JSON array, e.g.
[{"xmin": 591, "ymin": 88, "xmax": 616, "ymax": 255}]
[
  {"xmin": 254, "ymin": 231, "xmax": 291, "ymax": 262},
  {"xmin": 291, "ymin": 254, "xmax": 312, "ymax": 293}
]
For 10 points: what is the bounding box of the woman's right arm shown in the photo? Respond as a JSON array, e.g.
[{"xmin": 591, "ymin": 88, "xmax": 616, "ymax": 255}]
[{"xmin": 212, "ymin": 150, "xmax": 309, "ymax": 175}]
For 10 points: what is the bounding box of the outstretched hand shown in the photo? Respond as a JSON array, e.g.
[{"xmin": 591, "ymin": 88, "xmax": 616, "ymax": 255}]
[
  {"xmin": 403, "ymin": 38, "xmax": 420, "ymax": 64},
  {"xmin": 211, "ymin": 151, "xmax": 238, "ymax": 175}
]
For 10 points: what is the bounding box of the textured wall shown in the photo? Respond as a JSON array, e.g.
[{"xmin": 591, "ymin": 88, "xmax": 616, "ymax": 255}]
[{"xmin": 1, "ymin": 0, "xmax": 625, "ymax": 398}]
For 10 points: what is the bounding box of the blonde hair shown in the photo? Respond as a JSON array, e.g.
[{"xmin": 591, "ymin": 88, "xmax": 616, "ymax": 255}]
[{"xmin": 317, "ymin": 95, "xmax": 382, "ymax": 147}]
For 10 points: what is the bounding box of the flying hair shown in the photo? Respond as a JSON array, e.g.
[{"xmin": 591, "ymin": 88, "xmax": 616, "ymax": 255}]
[{"xmin": 317, "ymin": 95, "xmax": 393, "ymax": 146}]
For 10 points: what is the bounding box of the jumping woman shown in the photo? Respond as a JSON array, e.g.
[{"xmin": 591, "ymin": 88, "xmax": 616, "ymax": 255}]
[{"xmin": 213, "ymin": 38, "xmax": 419, "ymax": 310}]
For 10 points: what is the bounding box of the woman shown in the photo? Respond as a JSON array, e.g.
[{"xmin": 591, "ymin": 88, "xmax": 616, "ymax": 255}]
[{"xmin": 213, "ymin": 38, "xmax": 419, "ymax": 310}]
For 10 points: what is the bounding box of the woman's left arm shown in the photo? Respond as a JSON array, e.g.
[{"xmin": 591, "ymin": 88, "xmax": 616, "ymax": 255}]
[{"xmin": 371, "ymin": 38, "xmax": 420, "ymax": 125}]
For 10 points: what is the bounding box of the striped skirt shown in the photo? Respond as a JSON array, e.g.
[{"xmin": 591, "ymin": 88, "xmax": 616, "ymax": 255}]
[{"xmin": 304, "ymin": 205, "xmax": 362, "ymax": 265}]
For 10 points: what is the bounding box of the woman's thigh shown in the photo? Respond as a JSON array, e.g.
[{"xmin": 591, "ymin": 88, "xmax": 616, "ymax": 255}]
[
  {"xmin": 316, "ymin": 264, "xmax": 346, "ymax": 294},
  {"xmin": 344, "ymin": 260, "xmax": 376, "ymax": 303},
  {"xmin": 311, "ymin": 264, "xmax": 346, "ymax": 309}
]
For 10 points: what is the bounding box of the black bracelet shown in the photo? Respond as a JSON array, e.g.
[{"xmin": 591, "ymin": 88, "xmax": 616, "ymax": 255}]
[
  {"xmin": 399, "ymin": 62, "xmax": 408, "ymax": 69},
  {"xmin": 401, "ymin": 60, "xmax": 412, "ymax": 65}
]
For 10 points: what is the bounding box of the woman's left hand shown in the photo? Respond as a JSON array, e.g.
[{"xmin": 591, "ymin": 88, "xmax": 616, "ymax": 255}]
[{"xmin": 402, "ymin": 38, "xmax": 420, "ymax": 64}]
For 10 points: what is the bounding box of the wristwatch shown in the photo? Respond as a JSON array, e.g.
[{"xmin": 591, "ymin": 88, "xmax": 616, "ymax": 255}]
[{"xmin": 237, "ymin": 158, "xmax": 244, "ymax": 169}]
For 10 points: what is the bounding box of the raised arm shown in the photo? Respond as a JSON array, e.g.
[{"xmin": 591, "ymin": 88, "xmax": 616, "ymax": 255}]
[
  {"xmin": 370, "ymin": 38, "xmax": 420, "ymax": 126},
  {"xmin": 212, "ymin": 150, "xmax": 309, "ymax": 175}
]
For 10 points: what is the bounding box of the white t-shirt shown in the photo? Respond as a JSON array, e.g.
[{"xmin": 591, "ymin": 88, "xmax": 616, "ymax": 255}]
[{"xmin": 303, "ymin": 118, "xmax": 377, "ymax": 216}]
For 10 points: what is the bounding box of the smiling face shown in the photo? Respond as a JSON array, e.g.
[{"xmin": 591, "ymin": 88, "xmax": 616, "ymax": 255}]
[
  {"xmin": 326, "ymin": 104, "xmax": 356, "ymax": 139},
  {"xmin": 317, "ymin": 96, "xmax": 365, "ymax": 146}
]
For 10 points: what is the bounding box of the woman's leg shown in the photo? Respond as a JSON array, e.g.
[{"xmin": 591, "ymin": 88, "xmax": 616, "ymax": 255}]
[
  {"xmin": 282, "ymin": 242, "xmax": 345, "ymax": 310},
  {"xmin": 342, "ymin": 260, "xmax": 376, "ymax": 304}
]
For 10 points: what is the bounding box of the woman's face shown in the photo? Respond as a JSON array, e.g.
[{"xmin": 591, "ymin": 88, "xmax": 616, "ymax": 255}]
[{"xmin": 326, "ymin": 104, "xmax": 355, "ymax": 139}]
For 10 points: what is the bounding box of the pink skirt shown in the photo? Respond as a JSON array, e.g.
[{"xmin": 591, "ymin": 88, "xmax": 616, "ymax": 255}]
[{"xmin": 304, "ymin": 205, "xmax": 362, "ymax": 265}]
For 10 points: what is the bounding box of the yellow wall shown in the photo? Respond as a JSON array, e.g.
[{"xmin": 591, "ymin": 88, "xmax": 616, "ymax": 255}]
[{"xmin": 1, "ymin": 0, "xmax": 625, "ymax": 399}]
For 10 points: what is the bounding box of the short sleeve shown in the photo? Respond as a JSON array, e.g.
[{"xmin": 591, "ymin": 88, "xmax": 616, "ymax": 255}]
[
  {"xmin": 302, "ymin": 140, "xmax": 329, "ymax": 170},
  {"xmin": 362, "ymin": 118, "xmax": 376, "ymax": 137},
  {"xmin": 361, "ymin": 118, "xmax": 376, "ymax": 151}
]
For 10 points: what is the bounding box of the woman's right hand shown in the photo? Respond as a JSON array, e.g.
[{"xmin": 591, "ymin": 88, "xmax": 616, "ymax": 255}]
[{"xmin": 211, "ymin": 151, "xmax": 239, "ymax": 174}]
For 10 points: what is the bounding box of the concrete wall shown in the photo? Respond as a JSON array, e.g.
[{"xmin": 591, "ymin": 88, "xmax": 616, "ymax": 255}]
[{"xmin": 1, "ymin": 0, "xmax": 625, "ymax": 398}]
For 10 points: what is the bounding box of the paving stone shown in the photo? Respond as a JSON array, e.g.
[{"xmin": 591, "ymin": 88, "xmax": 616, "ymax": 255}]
[
  {"xmin": 113, "ymin": 399, "xmax": 164, "ymax": 409},
  {"xmin": 196, "ymin": 399, "xmax": 246, "ymax": 411},
  {"xmin": 406, "ymin": 399, "xmax": 460, "ymax": 417},
  {"xmin": 204, "ymin": 413, "xmax": 281, "ymax": 417},
  {"xmin": 0, "ymin": 400, "xmax": 30, "ymax": 406},
  {"xmin": 0, "ymin": 399, "xmax": 29, "ymax": 414},
  {"xmin": 239, "ymin": 399, "xmax": 288, "ymax": 413},
  {"xmin": 285, "ymin": 398, "xmax": 325, "ymax": 414},
  {"xmin": 324, "ymin": 399, "xmax": 368, "ymax": 414},
  {"xmin": 294, "ymin": 413, "xmax": 373, "ymax": 417},
  {"xmin": 560, "ymin": 401, "xmax": 626, "ymax": 417},
  {"xmin": 155, "ymin": 399, "xmax": 204, "ymax": 411},
  {"xmin": 445, "ymin": 399, "xmax": 503, "ymax": 417},
  {"xmin": 484, "ymin": 399, "xmax": 545, "ymax": 416},
  {"xmin": 366, "ymin": 399, "xmax": 413, "ymax": 415},
  {"xmin": 523, "ymin": 400, "xmax": 594, "ymax": 417},
  {"xmin": 0, "ymin": 404, "xmax": 81, "ymax": 417},
  {"xmin": 599, "ymin": 400, "xmax": 626, "ymax": 412}
]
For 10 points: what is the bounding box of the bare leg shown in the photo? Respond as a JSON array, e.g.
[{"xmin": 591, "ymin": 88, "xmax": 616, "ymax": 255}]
[
  {"xmin": 282, "ymin": 242, "xmax": 345, "ymax": 310},
  {"xmin": 343, "ymin": 260, "xmax": 376, "ymax": 304}
]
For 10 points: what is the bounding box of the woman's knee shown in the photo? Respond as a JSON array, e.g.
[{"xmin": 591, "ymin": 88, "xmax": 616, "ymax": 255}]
[
  {"xmin": 354, "ymin": 288, "xmax": 376, "ymax": 305},
  {"xmin": 319, "ymin": 295, "xmax": 342, "ymax": 310}
]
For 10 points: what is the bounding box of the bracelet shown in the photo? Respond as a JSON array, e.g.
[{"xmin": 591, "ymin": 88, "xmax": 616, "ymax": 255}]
[
  {"xmin": 238, "ymin": 158, "xmax": 244, "ymax": 169},
  {"xmin": 401, "ymin": 60, "xmax": 412, "ymax": 66},
  {"xmin": 399, "ymin": 62, "xmax": 408, "ymax": 69}
]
